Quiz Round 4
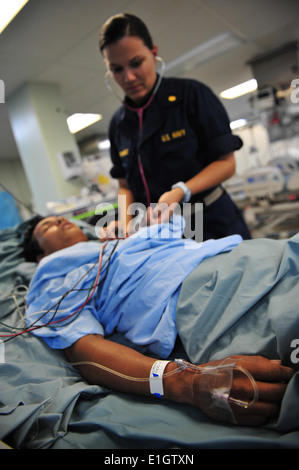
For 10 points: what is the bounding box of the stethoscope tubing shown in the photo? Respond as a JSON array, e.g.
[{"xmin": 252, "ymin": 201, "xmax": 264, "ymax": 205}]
[{"xmin": 104, "ymin": 57, "xmax": 166, "ymax": 207}]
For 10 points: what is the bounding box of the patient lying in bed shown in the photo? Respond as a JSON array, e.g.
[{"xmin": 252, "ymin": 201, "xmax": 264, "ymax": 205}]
[{"xmin": 22, "ymin": 214, "xmax": 296, "ymax": 426}]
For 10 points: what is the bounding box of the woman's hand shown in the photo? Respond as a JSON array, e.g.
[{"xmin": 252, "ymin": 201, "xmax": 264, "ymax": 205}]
[{"xmin": 147, "ymin": 188, "xmax": 183, "ymax": 225}]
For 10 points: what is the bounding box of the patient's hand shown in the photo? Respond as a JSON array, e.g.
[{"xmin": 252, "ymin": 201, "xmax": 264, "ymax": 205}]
[{"xmin": 190, "ymin": 355, "xmax": 295, "ymax": 426}]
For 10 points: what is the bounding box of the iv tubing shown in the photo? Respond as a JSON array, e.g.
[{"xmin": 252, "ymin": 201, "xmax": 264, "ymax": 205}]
[{"xmin": 67, "ymin": 357, "xmax": 258, "ymax": 409}]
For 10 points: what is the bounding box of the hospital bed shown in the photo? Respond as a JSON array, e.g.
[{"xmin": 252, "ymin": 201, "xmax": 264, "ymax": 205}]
[
  {"xmin": 0, "ymin": 217, "xmax": 299, "ymax": 450},
  {"xmin": 224, "ymin": 157, "xmax": 299, "ymax": 239}
]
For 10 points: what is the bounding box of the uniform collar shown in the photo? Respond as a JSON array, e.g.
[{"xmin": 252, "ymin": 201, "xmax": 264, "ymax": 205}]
[
  {"xmin": 123, "ymin": 77, "xmax": 158, "ymax": 110},
  {"xmin": 118, "ymin": 77, "xmax": 181, "ymax": 143},
  {"xmin": 122, "ymin": 76, "xmax": 182, "ymax": 111}
]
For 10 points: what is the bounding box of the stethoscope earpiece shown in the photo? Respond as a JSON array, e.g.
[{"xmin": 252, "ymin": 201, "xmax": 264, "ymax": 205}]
[{"xmin": 104, "ymin": 71, "xmax": 112, "ymax": 91}]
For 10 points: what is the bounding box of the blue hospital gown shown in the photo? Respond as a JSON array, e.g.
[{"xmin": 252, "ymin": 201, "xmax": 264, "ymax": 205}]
[{"xmin": 25, "ymin": 215, "xmax": 242, "ymax": 357}]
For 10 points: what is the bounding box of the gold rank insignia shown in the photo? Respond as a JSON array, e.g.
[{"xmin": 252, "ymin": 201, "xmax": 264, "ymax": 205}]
[
  {"xmin": 168, "ymin": 95, "xmax": 177, "ymax": 102},
  {"xmin": 119, "ymin": 148, "xmax": 129, "ymax": 157}
]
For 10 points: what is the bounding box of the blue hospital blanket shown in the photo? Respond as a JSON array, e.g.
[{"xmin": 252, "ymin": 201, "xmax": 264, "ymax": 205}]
[
  {"xmin": 25, "ymin": 215, "xmax": 242, "ymax": 356},
  {"xmin": 176, "ymin": 232, "xmax": 299, "ymax": 370}
]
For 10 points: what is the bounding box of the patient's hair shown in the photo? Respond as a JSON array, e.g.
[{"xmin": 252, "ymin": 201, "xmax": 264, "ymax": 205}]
[
  {"xmin": 99, "ymin": 13, "xmax": 154, "ymax": 52},
  {"xmin": 22, "ymin": 215, "xmax": 45, "ymax": 262}
]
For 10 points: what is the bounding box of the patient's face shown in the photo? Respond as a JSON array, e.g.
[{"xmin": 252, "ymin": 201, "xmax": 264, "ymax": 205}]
[{"xmin": 33, "ymin": 216, "xmax": 88, "ymax": 260}]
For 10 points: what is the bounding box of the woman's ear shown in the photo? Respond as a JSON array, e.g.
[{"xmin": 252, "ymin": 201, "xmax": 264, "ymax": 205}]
[{"xmin": 152, "ymin": 44, "xmax": 158, "ymax": 59}]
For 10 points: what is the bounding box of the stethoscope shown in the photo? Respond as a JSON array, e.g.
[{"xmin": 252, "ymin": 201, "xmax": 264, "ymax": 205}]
[{"xmin": 105, "ymin": 56, "xmax": 166, "ymax": 208}]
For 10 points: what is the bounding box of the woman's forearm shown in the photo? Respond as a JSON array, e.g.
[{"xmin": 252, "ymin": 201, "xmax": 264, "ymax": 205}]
[
  {"xmin": 186, "ymin": 152, "xmax": 236, "ymax": 196},
  {"xmin": 118, "ymin": 180, "xmax": 135, "ymax": 233},
  {"xmin": 156, "ymin": 153, "xmax": 236, "ymax": 211}
]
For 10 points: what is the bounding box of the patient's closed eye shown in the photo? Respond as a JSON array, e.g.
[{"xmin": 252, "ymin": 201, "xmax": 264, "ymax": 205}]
[{"xmin": 40, "ymin": 219, "xmax": 58, "ymax": 233}]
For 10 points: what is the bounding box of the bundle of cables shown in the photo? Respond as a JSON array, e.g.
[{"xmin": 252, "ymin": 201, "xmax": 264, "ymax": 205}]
[{"xmin": 0, "ymin": 239, "xmax": 119, "ymax": 343}]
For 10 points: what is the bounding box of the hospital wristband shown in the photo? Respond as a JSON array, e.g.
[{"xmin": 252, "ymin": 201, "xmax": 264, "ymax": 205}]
[{"xmin": 149, "ymin": 360, "xmax": 171, "ymax": 398}]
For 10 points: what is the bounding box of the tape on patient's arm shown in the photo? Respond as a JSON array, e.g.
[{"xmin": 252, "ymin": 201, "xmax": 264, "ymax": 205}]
[
  {"xmin": 0, "ymin": 340, "xmax": 4, "ymax": 364},
  {"xmin": 149, "ymin": 360, "xmax": 170, "ymax": 398},
  {"xmin": 175, "ymin": 358, "xmax": 258, "ymax": 424}
]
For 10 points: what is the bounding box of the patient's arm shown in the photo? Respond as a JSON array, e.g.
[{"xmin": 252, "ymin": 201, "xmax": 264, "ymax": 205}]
[
  {"xmin": 65, "ymin": 334, "xmax": 163, "ymax": 396},
  {"xmin": 64, "ymin": 334, "xmax": 294, "ymax": 426}
]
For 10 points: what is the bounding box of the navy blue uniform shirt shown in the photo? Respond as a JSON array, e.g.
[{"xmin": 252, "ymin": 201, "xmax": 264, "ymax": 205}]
[{"xmin": 108, "ymin": 76, "xmax": 251, "ymax": 240}]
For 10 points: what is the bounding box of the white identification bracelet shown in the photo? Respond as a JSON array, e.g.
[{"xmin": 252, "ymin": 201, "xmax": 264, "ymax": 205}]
[{"xmin": 149, "ymin": 360, "xmax": 171, "ymax": 398}]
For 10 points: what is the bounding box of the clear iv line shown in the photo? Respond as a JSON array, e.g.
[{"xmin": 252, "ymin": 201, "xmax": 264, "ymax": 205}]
[{"xmin": 68, "ymin": 357, "xmax": 258, "ymax": 410}]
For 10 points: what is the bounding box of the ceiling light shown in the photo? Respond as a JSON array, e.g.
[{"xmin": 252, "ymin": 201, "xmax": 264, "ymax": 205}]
[
  {"xmin": 0, "ymin": 0, "xmax": 30, "ymax": 34},
  {"xmin": 67, "ymin": 113, "xmax": 102, "ymax": 134},
  {"xmin": 98, "ymin": 139, "xmax": 111, "ymax": 150},
  {"xmin": 220, "ymin": 79, "xmax": 258, "ymax": 99},
  {"xmin": 230, "ymin": 118, "xmax": 247, "ymax": 130},
  {"xmin": 165, "ymin": 32, "xmax": 243, "ymax": 76}
]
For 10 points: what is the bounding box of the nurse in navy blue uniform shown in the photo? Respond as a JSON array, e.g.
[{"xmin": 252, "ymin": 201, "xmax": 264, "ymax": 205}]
[{"xmin": 99, "ymin": 13, "xmax": 251, "ymax": 241}]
